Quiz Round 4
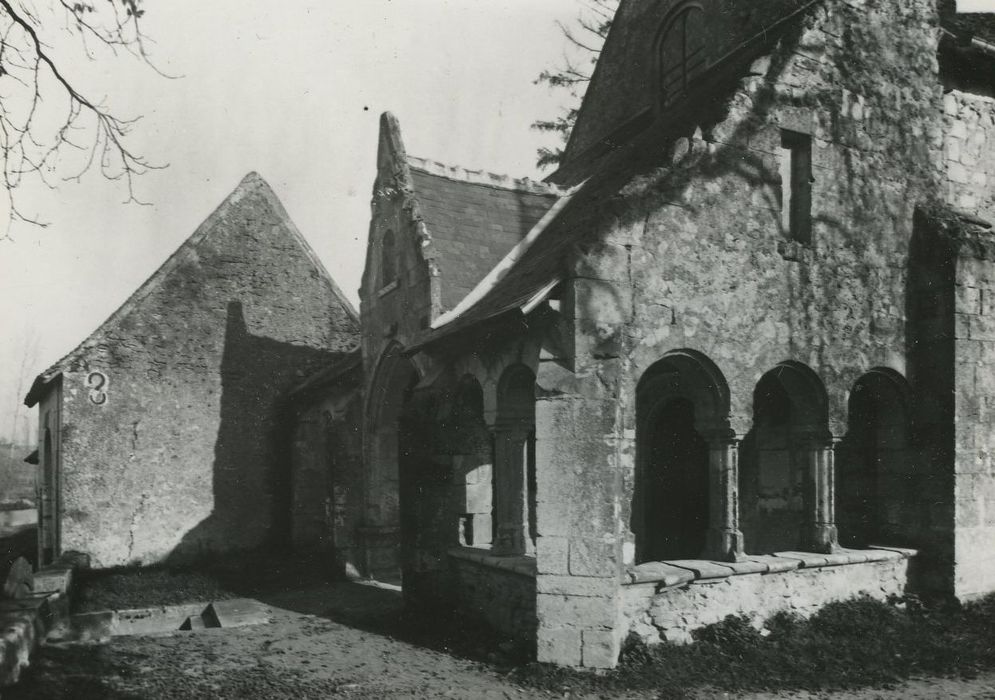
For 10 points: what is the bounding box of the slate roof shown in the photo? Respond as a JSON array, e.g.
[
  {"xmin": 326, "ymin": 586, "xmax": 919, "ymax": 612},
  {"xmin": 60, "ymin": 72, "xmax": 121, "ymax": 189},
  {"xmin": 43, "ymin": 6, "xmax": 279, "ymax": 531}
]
[
  {"xmin": 410, "ymin": 3, "xmax": 815, "ymax": 350},
  {"xmin": 560, "ymin": 0, "xmax": 818, "ymax": 174},
  {"xmin": 407, "ymin": 158, "xmax": 559, "ymax": 312}
]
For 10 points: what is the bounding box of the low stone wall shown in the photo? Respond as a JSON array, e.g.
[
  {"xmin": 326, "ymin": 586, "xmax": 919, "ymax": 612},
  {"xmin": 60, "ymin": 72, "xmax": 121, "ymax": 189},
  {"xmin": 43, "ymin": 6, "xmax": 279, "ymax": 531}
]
[
  {"xmin": 448, "ymin": 548, "xmax": 537, "ymax": 642},
  {"xmin": 1, "ymin": 554, "xmax": 78, "ymax": 686},
  {"xmin": 623, "ymin": 548, "xmax": 914, "ymax": 645}
]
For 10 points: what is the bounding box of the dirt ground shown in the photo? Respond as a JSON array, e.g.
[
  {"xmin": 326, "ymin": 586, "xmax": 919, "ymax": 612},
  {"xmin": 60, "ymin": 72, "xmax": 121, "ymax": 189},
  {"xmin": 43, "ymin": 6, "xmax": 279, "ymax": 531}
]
[{"xmin": 6, "ymin": 580, "xmax": 995, "ymax": 699}]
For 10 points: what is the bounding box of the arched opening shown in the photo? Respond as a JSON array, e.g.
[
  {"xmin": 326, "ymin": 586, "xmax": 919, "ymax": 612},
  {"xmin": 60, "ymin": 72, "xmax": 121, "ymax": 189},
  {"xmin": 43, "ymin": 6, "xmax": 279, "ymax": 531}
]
[
  {"xmin": 493, "ymin": 365, "xmax": 536, "ymax": 556},
  {"xmin": 450, "ymin": 376, "xmax": 492, "ymax": 548},
  {"xmin": 837, "ymin": 370, "xmax": 911, "ymax": 548},
  {"xmin": 634, "ymin": 350, "xmax": 731, "ymax": 563},
  {"xmin": 741, "ymin": 363, "xmax": 829, "ymax": 554},
  {"xmin": 364, "ymin": 346, "xmax": 418, "ymax": 579}
]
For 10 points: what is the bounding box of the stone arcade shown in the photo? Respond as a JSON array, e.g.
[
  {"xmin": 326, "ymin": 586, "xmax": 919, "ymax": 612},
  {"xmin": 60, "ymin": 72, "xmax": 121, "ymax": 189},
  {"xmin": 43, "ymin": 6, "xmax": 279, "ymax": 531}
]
[{"xmin": 290, "ymin": 0, "xmax": 995, "ymax": 669}]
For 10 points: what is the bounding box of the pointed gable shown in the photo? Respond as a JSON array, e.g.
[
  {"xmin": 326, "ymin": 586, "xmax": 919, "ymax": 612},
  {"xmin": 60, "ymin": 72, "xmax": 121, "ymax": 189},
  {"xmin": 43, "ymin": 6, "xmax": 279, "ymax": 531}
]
[
  {"xmin": 26, "ymin": 172, "xmax": 358, "ymax": 405},
  {"xmin": 361, "ymin": 113, "xmax": 559, "ymax": 335}
]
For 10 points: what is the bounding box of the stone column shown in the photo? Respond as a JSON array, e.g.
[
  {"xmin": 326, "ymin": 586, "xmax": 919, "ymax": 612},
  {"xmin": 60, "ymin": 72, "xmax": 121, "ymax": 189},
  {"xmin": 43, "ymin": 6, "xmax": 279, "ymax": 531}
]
[
  {"xmin": 492, "ymin": 426, "xmax": 531, "ymax": 556},
  {"xmin": 703, "ymin": 431, "xmax": 745, "ymax": 561},
  {"xmin": 803, "ymin": 434, "xmax": 840, "ymax": 553}
]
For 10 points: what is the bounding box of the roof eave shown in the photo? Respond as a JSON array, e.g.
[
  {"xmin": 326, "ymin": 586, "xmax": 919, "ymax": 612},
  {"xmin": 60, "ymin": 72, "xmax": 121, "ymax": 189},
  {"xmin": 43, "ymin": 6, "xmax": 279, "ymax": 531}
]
[{"xmin": 24, "ymin": 370, "xmax": 61, "ymax": 408}]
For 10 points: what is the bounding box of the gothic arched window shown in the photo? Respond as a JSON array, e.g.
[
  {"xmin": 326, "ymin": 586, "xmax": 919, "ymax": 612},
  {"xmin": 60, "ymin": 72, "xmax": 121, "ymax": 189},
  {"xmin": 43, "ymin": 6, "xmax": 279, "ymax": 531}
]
[{"xmin": 657, "ymin": 5, "xmax": 707, "ymax": 108}]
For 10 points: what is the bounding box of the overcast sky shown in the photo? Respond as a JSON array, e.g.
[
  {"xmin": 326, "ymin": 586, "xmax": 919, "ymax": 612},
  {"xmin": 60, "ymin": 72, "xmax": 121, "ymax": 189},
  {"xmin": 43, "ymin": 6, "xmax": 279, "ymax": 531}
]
[{"xmin": 0, "ymin": 0, "xmax": 583, "ymax": 442}]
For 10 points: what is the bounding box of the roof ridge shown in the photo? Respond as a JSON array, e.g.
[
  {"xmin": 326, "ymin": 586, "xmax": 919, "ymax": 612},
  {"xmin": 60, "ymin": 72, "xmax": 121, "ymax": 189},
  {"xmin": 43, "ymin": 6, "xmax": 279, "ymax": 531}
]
[{"xmin": 406, "ymin": 155, "xmax": 564, "ymax": 196}]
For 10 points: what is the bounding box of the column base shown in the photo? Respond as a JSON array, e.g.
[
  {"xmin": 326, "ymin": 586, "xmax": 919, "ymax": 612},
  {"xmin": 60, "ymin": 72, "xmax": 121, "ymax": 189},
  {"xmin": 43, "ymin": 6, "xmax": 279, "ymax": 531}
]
[
  {"xmin": 805, "ymin": 524, "xmax": 841, "ymax": 554},
  {"xmin": 705, "ymin": 528, "xmax": 747, "ymax": 562},
  {"xmin": 492, "ymin": 525, "xmax": 529, "ymax": 557}
]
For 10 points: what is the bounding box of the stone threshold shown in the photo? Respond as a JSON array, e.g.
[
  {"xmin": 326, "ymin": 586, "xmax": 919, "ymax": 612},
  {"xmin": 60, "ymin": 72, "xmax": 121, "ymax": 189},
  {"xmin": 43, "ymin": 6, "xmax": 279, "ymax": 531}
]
[
  {"xmin": 626, "ymin": 546, "xmax": 917, "ymax": 587},
  {"xmin": 49, "ymin": 598, "xmax": 272, "ymax": 642},
  {"xmin": 447, "ymin": 547, "xmax": 537, "ymax": 577}
]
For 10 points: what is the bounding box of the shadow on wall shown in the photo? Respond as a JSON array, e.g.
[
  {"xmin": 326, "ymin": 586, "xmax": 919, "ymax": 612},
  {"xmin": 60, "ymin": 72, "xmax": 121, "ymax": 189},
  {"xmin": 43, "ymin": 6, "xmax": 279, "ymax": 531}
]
[{"xmin": 167, "ymin": 301, "xmax": 346, "ymax": 564}]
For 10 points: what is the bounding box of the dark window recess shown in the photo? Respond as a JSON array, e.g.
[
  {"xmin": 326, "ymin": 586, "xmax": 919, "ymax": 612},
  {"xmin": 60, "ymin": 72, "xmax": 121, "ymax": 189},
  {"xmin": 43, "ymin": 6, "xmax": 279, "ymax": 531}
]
[
  {"xmin": 381, "ymin": 229, "xmax": 397, "ymax": 286},
  {"xmin": 780, "ymin": 130, "xmax": 813, "ymax": 245},
  {"xmin": 459, "ymin": 513, "xmax": 474, "ymax": 546},
  {"xmin": 658, "ymin": 6, "xmax": 707, "ymax": 108}
]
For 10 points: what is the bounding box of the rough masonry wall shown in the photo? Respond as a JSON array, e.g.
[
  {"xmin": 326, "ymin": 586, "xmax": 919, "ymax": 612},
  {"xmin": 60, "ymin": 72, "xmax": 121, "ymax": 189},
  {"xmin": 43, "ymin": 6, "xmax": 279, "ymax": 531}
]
[
  {"xmin": 953, "ymin": 241, "xmax": 995, "ymax": 599},
  {"xmin": 944, "ymin": 90, "xmax": 995, "ymax": 599},
  {"xmin": 944, "ymin": 91, "xmax": 995, "ymax": 219},
  {"xmin": 585, "ymin": 0, "xmax": 941, "ymax": 560},
  {"xmin": 624, "ymin": 557, "xmax": 910, "ymax": 645},
  {"xmin": 536, "ymin": 0, "xmax": 945, "ymax": 668},
  {"xmin": 57, "ymin": 176, "xmax": 359, "ymax": 568}
]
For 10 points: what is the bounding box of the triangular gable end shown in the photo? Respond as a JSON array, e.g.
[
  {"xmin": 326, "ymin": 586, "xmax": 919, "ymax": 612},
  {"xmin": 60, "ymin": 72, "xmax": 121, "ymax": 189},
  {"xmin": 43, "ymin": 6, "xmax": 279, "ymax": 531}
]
[
  {"xmin": 361, "ymin": 113, "xmax": 443, "ymax": 326},
  {"xmin": 25, "ymin": 172, "xmax": 358, "ymax": 406}
]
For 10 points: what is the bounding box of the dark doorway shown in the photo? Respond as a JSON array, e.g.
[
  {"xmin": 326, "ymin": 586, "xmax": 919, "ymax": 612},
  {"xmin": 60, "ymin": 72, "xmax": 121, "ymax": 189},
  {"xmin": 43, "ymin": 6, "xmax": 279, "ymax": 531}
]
[
  {"xmin": 838, "ymin": 371, "xmax": 911, "ymax": 548},
  {"xmin": 40, "ymin": 427, "xmax": 57, "ymax": 565},
  {"xmin": 638, "ymin": 398, "xmax": 709, "ymax": 562}
]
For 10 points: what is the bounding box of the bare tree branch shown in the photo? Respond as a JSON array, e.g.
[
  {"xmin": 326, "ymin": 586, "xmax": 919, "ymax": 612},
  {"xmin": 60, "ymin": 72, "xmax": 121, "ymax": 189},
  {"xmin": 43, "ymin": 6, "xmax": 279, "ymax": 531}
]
[
  {"xmin": 0, "ymin": 0, "xmax": 167, "ymax": 240},
  {"xmin": 533, "ymin": 0, "xmax": 619, "ymax": 169}
]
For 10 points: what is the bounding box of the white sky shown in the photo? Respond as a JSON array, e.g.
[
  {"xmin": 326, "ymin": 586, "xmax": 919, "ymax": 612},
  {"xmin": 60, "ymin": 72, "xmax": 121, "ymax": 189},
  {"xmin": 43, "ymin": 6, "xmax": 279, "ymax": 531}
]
[
  {"xmin": 958, "ymin": 0, "xmax": 995, "ymax": 11},
  {"xmin": 0, "ymin": 0, "xmax": 583, "ymax": 441}
]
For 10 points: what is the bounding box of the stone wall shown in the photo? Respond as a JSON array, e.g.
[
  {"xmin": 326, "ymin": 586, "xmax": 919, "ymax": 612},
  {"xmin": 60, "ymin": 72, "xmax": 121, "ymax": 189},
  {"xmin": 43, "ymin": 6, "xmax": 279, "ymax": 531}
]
[
  {"xmin": 449, "ymin": 549, "xmax": 537, "ymax": 643},
  {"xmin": 290, "ymin": 385, "xmax": 363, "ymax": 576},
  {"xmin": 624, "ymin": 553, "xmax": 912, "ymax": 645},
  {"xmin": 944, "ymin": 91, "xmax": 995, "ymax": 221},
  {"xmin": 953, "ymin": 247, "xmax": 995, "ymax": 599},
  {"xmin": 51, "ymin": 175, "xmax": 359, "ymax": 568},
  {"xmin": 942, "ymin": 90, "xmax": 995, "ymax": 600},
  {"xmin": 534, "ymin": 0, "xmax": 945, "ymax": 668}
]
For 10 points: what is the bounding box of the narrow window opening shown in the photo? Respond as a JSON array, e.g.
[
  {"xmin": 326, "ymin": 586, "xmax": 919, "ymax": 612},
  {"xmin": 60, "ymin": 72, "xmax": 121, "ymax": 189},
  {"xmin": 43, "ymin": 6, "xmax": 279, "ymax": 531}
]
[
  {"xmin": 381, "ymin": 229, "xmax": 397, "ymax": 287},
  {"xmin": 780, "ymin": 130, "xmax": 813, "ymax": 245}
]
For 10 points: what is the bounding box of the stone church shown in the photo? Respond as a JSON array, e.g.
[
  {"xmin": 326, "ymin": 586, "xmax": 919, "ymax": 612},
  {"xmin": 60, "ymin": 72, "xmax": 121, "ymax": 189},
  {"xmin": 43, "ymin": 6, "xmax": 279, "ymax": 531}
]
[
  {"xmin": 25, "ymin": 173, "xmax": 360, "ymax": 568},
  {"xmin": 26, "ymin": 0, "xmax": 995, "ymax": 672},
  {"xmin": 291, "ymin": 0, "xmax": 995, "ymax": 670}
]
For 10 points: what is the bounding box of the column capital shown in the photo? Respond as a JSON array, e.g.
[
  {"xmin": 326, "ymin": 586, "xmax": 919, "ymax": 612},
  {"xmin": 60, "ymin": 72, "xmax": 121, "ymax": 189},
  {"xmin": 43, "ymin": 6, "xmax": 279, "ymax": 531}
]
[
  {"xmin": 795, "ymin": 429, "xmax": 839, "ymax": 449},
  {"xmin": 700, "ymin": 427, "xmax": 743, "ymax": 446}
]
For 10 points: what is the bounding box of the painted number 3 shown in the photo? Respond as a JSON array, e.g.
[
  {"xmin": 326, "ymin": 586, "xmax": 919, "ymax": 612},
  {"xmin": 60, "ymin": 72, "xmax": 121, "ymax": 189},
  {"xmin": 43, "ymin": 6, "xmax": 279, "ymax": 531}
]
[{"xmin": 87, "ymin": 371, "xmax": 108, "ymax": 405}]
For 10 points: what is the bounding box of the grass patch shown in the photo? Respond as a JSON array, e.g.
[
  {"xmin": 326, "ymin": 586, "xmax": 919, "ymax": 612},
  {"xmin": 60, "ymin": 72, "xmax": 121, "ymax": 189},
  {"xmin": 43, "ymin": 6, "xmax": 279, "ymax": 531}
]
[{"xmin": 514, "ymin": 593, "xmax": 995, "ymax": 696}]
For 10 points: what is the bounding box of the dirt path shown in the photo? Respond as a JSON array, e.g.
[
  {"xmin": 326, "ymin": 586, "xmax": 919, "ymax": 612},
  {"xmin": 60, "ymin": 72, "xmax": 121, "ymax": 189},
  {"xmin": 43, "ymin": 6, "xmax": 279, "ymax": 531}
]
[{"xmin": 7, "ymin": 581, "xmax": 995, "ymax": 699}]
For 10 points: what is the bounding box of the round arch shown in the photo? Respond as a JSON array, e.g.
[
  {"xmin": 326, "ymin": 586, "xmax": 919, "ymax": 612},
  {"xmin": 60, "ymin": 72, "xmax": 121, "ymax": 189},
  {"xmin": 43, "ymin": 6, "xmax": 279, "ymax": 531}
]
[
  {"xmin": 837, "ymin": 367, "xmax": 913, "ymax": 547},
  {"xmin": 634, "ymin": 349, "xmax": 730, "ymax": 563},
  {"xmin": 637, "ymin": 349, "xmax": 731, "ymax": 435},
  {"xmin": 741, "ymin": 361, "xmax": 830, "ymax": 554},
  {"xmin": 362, "ymin": 343, "xmax": 419, "ymax": 579}
]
